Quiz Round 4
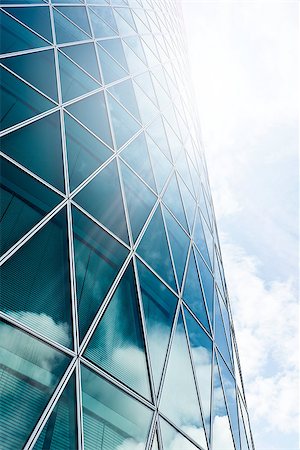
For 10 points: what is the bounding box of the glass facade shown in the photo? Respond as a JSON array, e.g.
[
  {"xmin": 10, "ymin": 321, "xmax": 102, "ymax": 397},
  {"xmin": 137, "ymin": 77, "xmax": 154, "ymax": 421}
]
[{"xmin": 0, "ymin": 0, "xmax": 255, "ymax": 449}]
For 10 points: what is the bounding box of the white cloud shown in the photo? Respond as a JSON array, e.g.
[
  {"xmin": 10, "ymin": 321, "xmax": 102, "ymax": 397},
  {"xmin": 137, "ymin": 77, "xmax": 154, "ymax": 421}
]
[{"xmin": 212, "ymin": 415, "xmax": 235, "ymax": 450}]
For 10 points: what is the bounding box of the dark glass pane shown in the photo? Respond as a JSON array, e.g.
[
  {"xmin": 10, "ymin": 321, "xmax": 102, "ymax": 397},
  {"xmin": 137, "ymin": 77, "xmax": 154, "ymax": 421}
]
[
  {"xmin": 107, "ymin": 93, "xmax": 140, "ymax": 149},
  {"xmin": 0, "ymin": 319, "xmax": 70, "ymax": 450},
  {"xmin": 214, "ymin": 292, "xmax": 233, "ymax": 369},
  {"xmin": 58, "ymin": 51, "xmax": 99, "ymax": 102},
  {"xmin": 160, "ymin": 418, "xmax": 199, "ymax": 450},
  {"xmin": 56, "ymin": 6, "xmax": 91, "ymax": 35},
  {"xmin": 4, "ymin": 6, "xmax": 52, "ymax": 42},
  {"xmin": 99, "ymin": 38, "xmax": 128, "ymax": 70},
  {"xmin": 74, "ymin": 160, "xmax": 128, "ymax": 243},
  {"xmin": 84, "ymin": 263, "xmax": 151, "ymax": 399},
  {"xmin": 0, "ymin": 11, "xmax": 47, "ymax": 54},
  {"xmin": 120, "ymin": 132, "xmax": 156, "ymax": 190},
  {"xmin": 33, "ymin": 373, "xmax": 77, "ymax": 450},
  {"xmin": 195, "ymin": 250, "xmax": 213, "ymax": 324},
  {"xmin": 66, "ymin": 92, "xmax": 112, "ymax": 148},
  {"xmin": 53, "ymin": 9, "xmax": 89, "ymax": 44},
  {"xmin": 0, "ymin": 157, "xmax": 61, "ymax": 256},
  {"xmin": 194, "ymin": 210, "xmax": 211, "ymax": 269},
  {"xmin": 0, "ymin": 112, "xmax": 64, "ymax": 191},
  {"xmin": 1, "ymin": 49, "xmax": 58, "ymax": 101},
  {"xmin": 97, "ymin": 44, "xmax": 128, "ymax": 83},
  {"xmin": 182, "ymin": 250, "xmax": 210, "ymax": 332},
  {"xmin": 0, "ymin": 208, "xmax": 73, "ymax": 348},
  {"xmin": 89, "ymin": 8, "xmax": 117, "ymax": 38},
  {"xmin": 184, "ymin": 307, "xmax": 212, "ymax": 436},
  {"xmin": 163, "ymin": 207, "xmax": 189, "ymax": 287},
  {"xmin": 64, "ymin": 113, "xmax": 112, "ymax": 191},
  {"xmin": 137, "ymin": 260, "xmax": 177, "ymax": 392},
  {"xmin": 159, "ymin": 313, "xmax": 207, "ymax": 449},
  {"xmin": 81, "ymin": 365, "xmax": 152, "ymax": 449},
  {"xmin": 217, "ymin": 353, "xmax": 241, "ymax": 450},
  {"xmin": 212, "ymin": 357, "xmax": 235, "ymax": 450},
  {"xmin": 120, "ymin": 161, "xmax": 156, "ymax": 241},
  {"xmin": 163, "ymin": 174, "xmax": 188, "ymax": 231},
  {"xmin": 108, "ymin": 79, "xmax": 141, "ymax": 122},
  {"xmin": 72, "ymin": 207, "xmax": 129, "ymax": 339},
  {"xmin": 0, "ymin": 67, "xmax": 54, "ymax": 132},
  {"xmin": 137, "ymin": 206, "xmax": 176, "ymax": 291},
  {"xmin": 61, "ymin": 42, "xmax": 100, "ymax": 81},
  {"xmin": 146, "ymin": 134, "xmax": 172, "ymax": 193}
]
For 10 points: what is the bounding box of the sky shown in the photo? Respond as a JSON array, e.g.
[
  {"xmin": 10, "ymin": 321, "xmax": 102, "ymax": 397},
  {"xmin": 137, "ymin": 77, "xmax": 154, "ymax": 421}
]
[{"xmin": 181, "ymin": 1, "xmax": 299, "ymax": 450}]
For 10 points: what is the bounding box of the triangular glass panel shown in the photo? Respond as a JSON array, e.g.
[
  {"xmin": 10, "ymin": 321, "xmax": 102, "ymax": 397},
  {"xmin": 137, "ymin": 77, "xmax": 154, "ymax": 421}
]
[
  {"xmin": 159, "ymin": 312, "xmax": 207, "ymax": 449},
  {"xmin": 58, "ymin": 51, "xmax": 100, "ymax": 102},
  {"xmin": 184, "ymin": 307, "xmax": 212, "ymax": 436},
  {"xmin": 90, "ymin": 6, "xmax": 117, "ymax": 31},
  {"xmin": 217, "ymin": 353, "xmax": 241, "ymax": 450},
  {"xmin": 99, "ymin": 38, "xmax": 128, "ymax": 70},
  {"xmin": 0, "ymin": 112, "xmax": 64, "ymax": 191},
  {"xmin": 202, "ymin": 215, "xmax": 214, "ymax": 268},
  {"xmin": 134, "ymin": 82, "xmax": 158, "ymax": 124},
  {"xmin": 0, "ymin": 11, "xmax": 47, "ymax": 54},
  {"xmin": 0, "ymin": 319, "xmax": 70, "ymax": 450},
  {"xmin": 123, "ymin": 40, "xmax": 147, "ymax": 74},
  {"xmin": 215, "ymin": 249, "xmax": 226, "ymax": 298},
  {"xmin": 194, "ymin": 210, "xmax": 211, "ymax": 269},
  {"xmin": 114, "ymin": 8, "xmax": 135, "ymax": 35},
  {"xmin": 0, "ymin": 208, "xmax": 73, "ymax": 347},
  {"xmin": 53, "ymin": 9, "xmax": 89, "ymax": 44},
  {"xmin": 89, "ymin": 8, "xmax": 117, "ymax": 38},
  {"xmin": 123, "ymin": 35, "xmax": 147, "ymax": 64},
  {"xmin": 132, "ymin": 10, "xmax": 150, "ymax": 35},
  {"xmin": 212, "ymin": 356, "xmax": 235, "ymax": 450},
  {"xmin": 147, "ymin": 116, "xmax": 171, "ymax": 161},
  {"xmin": 199, "ymin": 186, "xmax": 212, "ymax": 231},
  {"xmin": 108, "ymin": 79, "xmax": 141, "ymax": 122},
  {"xmin": 81, "ymin": 365, "xmax": 152, "ymax": 449},
  {"xmin": 96, "ymin": 45, "xmax": 128, "ymax": 83},
  {"xmin": 195, "ymin": 250, "xmax": 214, "ymax": 325},
  {"xmin": 66, "ymin": 92, "xmax": 112, "ymax": 148},
  {"xmin": 72, "ymin": 206, "xmax": 129, "ymax": 339},
  {"xmin": 160, "ymin": 417, "xmax": 199, "ymax": 450},
  {"xmin": 163, "ymin": 174, "xmax": 188, "ymax": 231},
  {"xmin": 4, "ymin": 6, "xmax": 52, "ymax": 42},
  {"xmin": 64, "ymin": 113, "xmax": 112, "ymax": 191},
  {"xmin": 107, "ymin": 93, "xmax": 140, "ymax": 148},
  {"xmin": 84, "ymin": 263, "xmax": 151, "ymax": 399},
  {"xmin": 163, "ymin": 207, "xmax": 189, "ymax": 287},
  {"xmin": 114, "ymin": 7, "xmax": 136, "ymax": 31},
  {"xmin": 134, "ymin": 71, "xmax": 158, "ymax": 106},
  {"xmin": 214, "ymin": 291, "xmax": 233, "ymax": 369},
  {"xmin": 141, "ymin": 36, "xmax": 159, "ymax": 67},
  {"xmin": 137, "ymin": 259, "xmax": 178, "ymax": 392},
  {"xmin": 56, "ymin": 6, "xmax": 91, "ymax": 35},
  {"xmin": 74, "ymin": 160, "xmax": 129, "ymax": 243},
  {"xmin": 120, "ymin": 132, "xmax": 156, "ymax": 190},
  {"xmin": 33, "ymin": 373, "xmax": 77, "ymax": 450},
  {"xmin": 61, "ymin": 42, "xmax": 100, "ymax": 81},
  {"xmin": 120, "ymin": 161, "xmax": 156, "ymax": 241},
  {"xmin": 182, "ymin": 250, "xmax": 210, "ymax": 332},
  {"xmin": 137, "ymin": 205, "xmax": 176, "ymax": 291},
  {"xmin": 0, "ymin": 66, "xmax": 54, "ymax": 132},
  {"xmin": 146, "ymin": 134, "xmax": 172, "ymax": 193},
  {"xmin": 217, "ymin": 289, "xmax": 234, "ymax": 358},
  {"xmin": 0, "ymin": 157, "xmax": 61, "ymax": 257},
  {"xmin": 178, "ymin": 176, "xmax": 196, "ymax": 233},
  {"xmin": 1, "ymin": 49, "xmax": 57, "ymax": 101},
  {"xmin": 176, "ymin": 151, "xmax": 194, "ymax": 193}
]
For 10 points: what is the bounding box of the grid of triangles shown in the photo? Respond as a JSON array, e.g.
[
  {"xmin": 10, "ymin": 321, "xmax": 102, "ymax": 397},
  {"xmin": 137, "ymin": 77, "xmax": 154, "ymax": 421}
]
[{"xmin": 0, "ymin": 1, "xmax": 255, "ymax": 449}]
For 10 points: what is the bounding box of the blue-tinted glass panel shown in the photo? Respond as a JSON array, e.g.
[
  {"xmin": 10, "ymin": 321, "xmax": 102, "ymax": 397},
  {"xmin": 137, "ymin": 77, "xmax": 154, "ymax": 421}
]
[
  {"xmin": 0, "ymin": 208, "xmax": 73, "ymax": 348},
  {"xmin": 97, "ymin": 44, "xmax": 128, "ymax": 83},
  {"xmin": 99, "ymin": 38, "xmax": 128, "ymax": 70},
  {"xmin": 72, "ymin": 206, "xmax": 129, "ymax": 339},
  {"xmin": 89, "ymin": 8, "xmax": 117, "ymax": 38},
  {"xmin": 146, "ymin": 134, "xmax": 172, "ymax": 193},
  {"xmin": 66, "ymin": 92, "xmax": 112, "ymax": 148},
  {"xmin": 64, "ymin": 113, "xmax": 112, "ymax": 191},
  {"xmin": 160, "ymin": 418, "xmax": 199, "ymax": 450},
  {"xmin": 0, "ymin": 67, "xmax": 54, "ymax": 132},
  {"xmin": 84, "ymin": 263, "xmax": 151, "ymax": 399},
  {"xmin": 194, "ymin": 210, "xmax": 211, "ymax": 269},
  {"xmin": 91, "ymin": 5, "xmax": 117, "ymax": 31},
  {"xmin": 195, "ymin": 250, "xmax": 214, "ymax": 325},
  {"xmin": 215, "ymin": 291, "xmax": 233, "ymax": 369},
  {"xmin": 137, "ymin": 205, "xmax": 176, "ymax": 291},
  {"xmin": 61, "ymin": 42, "xmax": 100, "ymax": 81},
  {"xmin": 0, "ymin": 157, "xmax": 61, "ymax": 256},
  {"xmin": 33, "ymin": 373, "xmax": 77, "ymax": 450},
  {"xmin": 120, "ymin": 161, "xmax": 156, "ymax": 241},
  {"xmin": 53, "ymin": 9, "xmax": 89, "ymax": 44},
  {"xmin": 123, "ymin": 35, "xmax": 147, "ymax": 64},
  {"xmin": 137, "ymin": 259, "xmax": 178, "ymax": 392},
  {"xmin": 4, "ymin": 6, "xmax": 52, "ymax": 42},
  {"xmin": 0, "ymin": 319, "xmax": 70, "ymax": 450},
  {"xmin": 56, "ymin": 7, "xmax": 91, "ymax": 35},
  {"xmin": 163, "ymin": 174, "xmax": 188, "ymax": 231},
  {"xmin": 81, "ymin": 365, "xmax": 152, "ymax": 449},
  {"xmin": 74, "ymin": 160, "xmax": 129, "ymax": 243},
  {"xmin": 0, "ymin": 112, "xmax": 64, "ymax": 191},
  {"xmin": 107, "ymin": 93, "xmax": 140, "ymax": 148},
  {"xmin": 108, "ymin": 79, "xmax": 141, "ymax": 122},
  {"xmin": 147, "ymin": 116, "xmax": 171, "ymax": 161},
  {"xmin": 1, "ymin": 49, "xmax": 58, "ymax": 101},
  {"xmin": 178, "ymin": 176, "xmax": 196, "ymax": 233}
]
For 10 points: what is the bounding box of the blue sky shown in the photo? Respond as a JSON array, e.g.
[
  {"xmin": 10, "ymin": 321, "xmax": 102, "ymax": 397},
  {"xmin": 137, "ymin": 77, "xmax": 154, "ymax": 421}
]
[{"xmin": 182, "ymin": 1, "xmax": 299, "ymax": 449}]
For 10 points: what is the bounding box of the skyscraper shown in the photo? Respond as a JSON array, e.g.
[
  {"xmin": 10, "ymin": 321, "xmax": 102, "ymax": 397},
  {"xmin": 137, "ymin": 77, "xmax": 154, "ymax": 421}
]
[{"xmin": 0, "ymin": 0, "xmax": 255, "ymax": 449}]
